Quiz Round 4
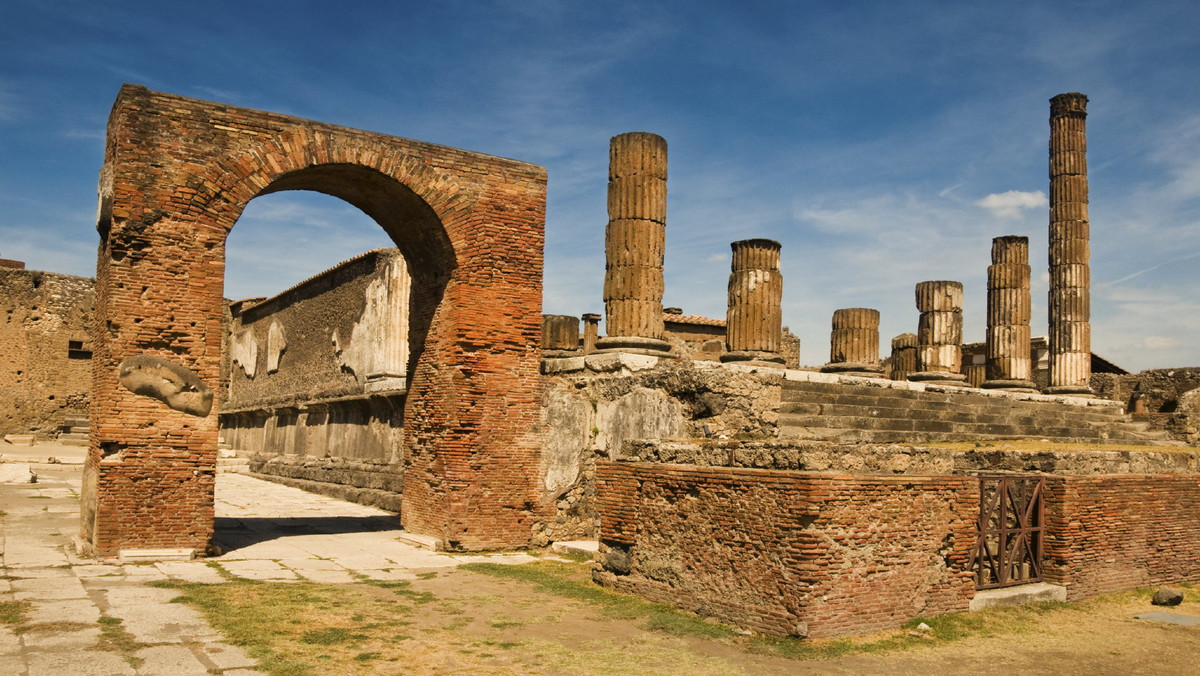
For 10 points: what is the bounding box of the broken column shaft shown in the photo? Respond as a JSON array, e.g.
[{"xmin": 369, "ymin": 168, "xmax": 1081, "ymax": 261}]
[
  {"xmin": 908, "ymin": 280, "xmax": 967, "ymax": 384},
  {"xmin": 722, "ymin": 238, "xmax": 785, "ymax": 364},
  {"xmin": 1046, "ymin": 92, "xmax": 1092, "ymax": 395},
  {"xmin": 888, "ymin": 333, "xmax": 918, "ymax": 381},
  {"xmin": 983, "ymin": 236, "xmax": 1036, "ymax": 391},
  {"xmin": 597, "ymin": 132, "xmax": 672, "ymax": 355},
  {"xmin": 541, "ymin": 314, "xmax": 580, "ymax": 358},
  {"xmin": 822, "ymin": 308, "xmax": 884, "ymax": 377}
]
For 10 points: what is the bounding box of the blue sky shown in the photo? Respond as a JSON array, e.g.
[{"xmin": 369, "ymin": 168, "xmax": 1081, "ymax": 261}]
[{"xmin": 2, "ymin": 1, "xmax": 1198, "ymax": 371}]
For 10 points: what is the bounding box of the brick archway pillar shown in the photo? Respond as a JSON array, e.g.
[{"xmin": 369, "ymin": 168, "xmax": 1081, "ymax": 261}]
[{"xmin": 83, "ymin": 85, "xmax": 547, "ymax": 557}]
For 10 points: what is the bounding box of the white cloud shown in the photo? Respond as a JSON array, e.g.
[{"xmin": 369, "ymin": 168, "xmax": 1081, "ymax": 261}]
[{"xmin": 974, "ymin": 190, "xmax": 1047, "ymax": 219}]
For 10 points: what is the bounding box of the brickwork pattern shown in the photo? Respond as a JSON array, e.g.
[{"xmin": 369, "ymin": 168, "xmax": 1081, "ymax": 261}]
[
  {"xmin": 84, "ymin": 85, "xmax": 547, "ymax": 556},
  {"xmin": 594, "ymin": 462, "xmax": 977, "ymax": 637},
  {"xmin": 1044, "ymin": 474, "xmax": 1200, "ymax": 599}
]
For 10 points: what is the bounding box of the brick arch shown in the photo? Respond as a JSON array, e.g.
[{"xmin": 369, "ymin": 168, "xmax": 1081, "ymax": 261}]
[{"xmin": 83, "ymin": 84, "xmax": 548, "ymax": 557}]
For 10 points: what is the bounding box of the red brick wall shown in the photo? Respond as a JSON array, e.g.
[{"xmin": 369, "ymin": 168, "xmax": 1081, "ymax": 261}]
[
  {"xmin": 594, "ymin": 462, "xmax": 977, "ymax": 637},
  {"xmin": 1044, "ymin": 474, "xmax": 1200, "ymax": 598},
  {"xmin": 83, "ymin": 84, "xmax": 547, "ymax": 556}
]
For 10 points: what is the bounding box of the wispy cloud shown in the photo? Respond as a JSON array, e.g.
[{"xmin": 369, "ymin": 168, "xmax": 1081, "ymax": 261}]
[{"xmin": 975, "ymin": 190, "xmax": 1047, "ymax": 219}]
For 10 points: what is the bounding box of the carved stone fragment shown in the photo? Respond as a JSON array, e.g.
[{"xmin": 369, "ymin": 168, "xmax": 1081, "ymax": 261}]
[{"xmin": 118, "ymin": 355, "xmax": 212, "ymax": 417}]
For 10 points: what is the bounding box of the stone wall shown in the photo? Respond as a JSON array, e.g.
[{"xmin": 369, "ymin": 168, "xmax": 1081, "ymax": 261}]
[
  {"xmin": 594, "ymin": 462, "xmax": 978, "ymax": 637},
  {"xmin": 0, "ymin": 267, "xmax": 94, "ymax": 439},
  {"xmin": 592, "ymin": 442, "xmax": 1200, "ymax": 637},
  {"xmin": 220, "ymin": 248, "xmax": 409, "ymax": 491},
  {"xmin": 536, "ymin": 356, "xmax": 785, "ymax": 544},
  {"xmin": 1044, "ymin": 474, "xmax": 1200, "ymax": 599}
]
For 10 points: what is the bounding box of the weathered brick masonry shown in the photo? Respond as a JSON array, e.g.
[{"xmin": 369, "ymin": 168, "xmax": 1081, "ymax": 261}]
[
  {"xmin": 593, "ymin": 444, "xmax": 1200, "ymax": 637},
  {"xmin": 1043, "ymin": 474, "xmax": 1200, "ymax": 598},
  {"xmin": 595, "ymin": 461, "xmax": 978, "ymax": 637},
  {"xmin": 83, "ymin": 85, "xmax": 547, "ymax": 556}
]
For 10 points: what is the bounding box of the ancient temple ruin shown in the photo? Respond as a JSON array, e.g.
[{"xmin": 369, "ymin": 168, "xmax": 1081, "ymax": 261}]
[{"xmin": 2, "ymin": 85, "xmax": 1190, "ymax": 640}]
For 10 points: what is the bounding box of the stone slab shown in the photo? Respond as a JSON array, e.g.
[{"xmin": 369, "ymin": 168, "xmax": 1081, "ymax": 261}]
[
  {"xmin": 550, "ymin": 540, "xmax": 599, "ymax": 558},
  {"xmin": 1133, "ymin": 612, "xmax": 1200, "ymax": 626},
  {"xmin": 969, "ymin": 582, "xmax": 1067, "ymax": 611},
  {"xmin": 118, "ymin": 548, "xmax": 196, "ymax": 562},
  {"xmin": 0, "ymin": 463, "xmax": 35, "ymax": 483}
]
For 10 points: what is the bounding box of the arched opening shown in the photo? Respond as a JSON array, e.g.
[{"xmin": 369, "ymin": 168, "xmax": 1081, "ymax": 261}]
[{"xmin": 84, "ymin": 85, "xmax": 546, "ymax": 558}]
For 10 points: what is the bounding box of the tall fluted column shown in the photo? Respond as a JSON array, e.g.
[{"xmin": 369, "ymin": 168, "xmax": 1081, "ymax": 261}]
[
  {"xmin": 908, "ymin": 280, "xmax": 967, "ymax": 384},
  {"xmin": 821, "ymin": 308, "xmax": 884, "ymax": 377},
  {"xmin": 983, "ymin": 236, "xmax": 1036, "ymax": 391},
  {"xmin": 889, "ymin": 333, "xmax": 917, "ymax": 381},
  {"xmin": 1047, "ymin": 93, "xmax": 1092, "ymax": 395},
  {"xmin": 541, "ymin": 314, "xmax": 580, "ymax": 358},
  {"xmin": 596, "ymin": 132, "xmax": 672, "ymax": 355},
  {"xmin": 722, "ymin": 238, "xmax": 784, "ymax": 364}
]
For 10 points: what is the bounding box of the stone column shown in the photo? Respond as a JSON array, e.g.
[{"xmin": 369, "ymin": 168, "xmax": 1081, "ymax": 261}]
[
  {"xmin": 821, "ymin": 308, "xmax": 884, "ymax": 377},
  {"xmin": 363, "ymin": 253, "xmax": 410, "ymax": 393},
  {"xmin": 722, "ymin": 238, "xmax": 785, "ymax": 364},
  {"xmin": 908, "ymin": 280, "xmax": 967, "ymax": 384},
  {"xmin": 541, "ymin": 314, "xmax": 580, "ymax": 358},
  {"xmin": 596, "ymin": 132, "xmax": 672, "ymax": 355},
  {"xmin": 888, "ymin": 333, "xmax": 917, "ymax": 381},
  {"xmin": 1047, "ymin": 92, "xmax": 1092, "ymax": 395},
  {"xmin": 983, "ymin": 236, "xmax": 1036, "ymax": 391},
  {"xmin": 580, "ymin": 313, "xmax": 601, "ymax": 354}
]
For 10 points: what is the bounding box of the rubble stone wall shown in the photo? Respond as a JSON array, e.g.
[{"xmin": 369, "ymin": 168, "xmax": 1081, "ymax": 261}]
[{"xmin": 0, "ymin": 268, "xmax": 94, "ymax": 439}]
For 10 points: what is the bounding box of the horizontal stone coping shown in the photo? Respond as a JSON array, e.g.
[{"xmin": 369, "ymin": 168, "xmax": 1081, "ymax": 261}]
[
  {"xmin": 618, "ymin": 440, "xmax": 1200, "ymax": 475},
  {"xmin": 219, "ymin": 390, "xmax": 407, "ymax": 415},
  {"xmin": 543, "ymin": 353, "xmax": 1119, "ymax": 410}
]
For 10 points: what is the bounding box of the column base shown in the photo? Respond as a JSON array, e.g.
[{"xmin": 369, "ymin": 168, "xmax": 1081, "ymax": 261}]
[
  {"xmin": 981, "ymin": 379, "xmax": 1038, "ymax": 393},
  {"xmin": 542, "ymin": 349, "xmax": 582, "ymax": 359},
  {"xmin": 908, "ymin": 371, "xmax": 968, "ymax": 385},
  {"xmin": 594, "ymin": 336, "xmax": 675, "ymax": 357},
  {"xmin": 820, "ymin": 362, "xmax": 886, "ymax": 378},
  {"xmin": 720, "ymin": 350, "xmax": 785, "ymax": 365},
  {"xmin": 1043, "ymin": 385, "xmax": 1094, "ymax": 397}
]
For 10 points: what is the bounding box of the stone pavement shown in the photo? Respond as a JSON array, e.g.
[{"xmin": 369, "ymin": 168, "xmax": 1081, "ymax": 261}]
[{"xmin": 0, "ymin": 443, "xmax": 542, "ymax": 675}]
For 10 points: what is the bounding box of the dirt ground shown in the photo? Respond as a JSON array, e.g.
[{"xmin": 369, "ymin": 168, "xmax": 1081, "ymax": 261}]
[{"xmin": 267, "ymin": 563, "xmax": 1200, "ymax": 676}]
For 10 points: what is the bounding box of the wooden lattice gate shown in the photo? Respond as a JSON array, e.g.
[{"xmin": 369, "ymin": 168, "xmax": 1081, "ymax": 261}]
[{"xmin": 970, "ymin": 475, "xmax": 1046, "ymax": 589}]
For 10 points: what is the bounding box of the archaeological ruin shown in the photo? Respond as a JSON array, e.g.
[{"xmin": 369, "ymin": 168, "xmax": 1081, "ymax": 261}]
[{"xmin": 2, "ymin": 86, "xmax": 1197, "ymax": 639}]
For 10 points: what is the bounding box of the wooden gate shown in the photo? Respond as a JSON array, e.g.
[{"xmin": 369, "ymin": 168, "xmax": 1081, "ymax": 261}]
[{"xmin": 970, "ymin": 475, "xmax": 1046, "ymax": 589}]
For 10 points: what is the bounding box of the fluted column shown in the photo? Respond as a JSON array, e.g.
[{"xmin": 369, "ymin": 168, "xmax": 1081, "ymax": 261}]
[
  {"xmin": 541, "ymin": 314, "xmax": 580, "ymax": 358},
  {"xmin": 596, "ymin": 132, "xmax": 672, "ymax": 355},
  {"xmin": 364, "ymin": 253, "xmax": 410, "ymax": 392},
  {"xmin": 983, "ymin": 236, "xmax": 1036, "ymax": 391},
  {"xmin": 908, "ymin": 280, "xmax": 967, "ymax": 384},
  {"xmin": 1046, "ymin": 93, "xmax": 1092, "ymax": 395},
  {"xmin": 722, "ymin": 238, "xmax": 784, "ymax": 364},
  {"xmin": 888, "ymin": 333, "xmax": 917, "ymax": 381},
  {"xmin": 822, "ymin": 308, "xmax": 884, "ymax": 377}
]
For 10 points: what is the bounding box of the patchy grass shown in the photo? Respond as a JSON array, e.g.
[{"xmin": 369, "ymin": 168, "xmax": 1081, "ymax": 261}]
[
  {"xmin": 463, "ymin": 560, "xmax": 738, "ymax": 640},
  {"xmin": 96, "ymin": 615, "xmax": 148, "ymax": 669},
  {"xmin": 0, "ymin": 600, "xmax": 30, "ymax": 628}
]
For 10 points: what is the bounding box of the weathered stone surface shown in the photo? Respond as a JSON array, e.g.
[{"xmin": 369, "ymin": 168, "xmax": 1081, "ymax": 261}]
[
  {"xmin": 118, "ymin": 355, "xmax": 213, "ymax": 417},
  {"xmin": 724, "ymin": 239, "xmax": 784, "ymax": 361},
  {"xmin": 1047, "ymin": 92, "xmax": 1092, "ymax": 395},
  {"xmin": 984, "ymin": 236, "xmax": 1036, "ymax": 391},
  {"xmin": 603, "ymin": 132, "xmax": 669, "ymax": 344},
  {"xmin": 542, "ymin": 314, "xmax": 581, "ymax": 356},
  {"xmin": 824, "ymin": 307, "xmax": 883, "ymax": 376},
  {"xmin": 1152, "ymin": 588, "xmax": 1184, "ymax": 606},
  {"xmin": 910, "ymin": 281, "xmax": 966, "ymax": 384}
]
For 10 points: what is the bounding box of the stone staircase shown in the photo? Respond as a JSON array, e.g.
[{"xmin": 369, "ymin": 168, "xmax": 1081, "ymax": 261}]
[
  {"xmin": 59, "ymin": 415, "xmax": 90, "ymax": 446},
  {"xmin": 779, "ymin": 376, "xmax": 1179, "ymax": 445}
]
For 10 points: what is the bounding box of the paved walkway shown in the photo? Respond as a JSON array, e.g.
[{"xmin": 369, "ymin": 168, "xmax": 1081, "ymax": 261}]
[{"xmin": 0, "ymin": 444, "xmax": 539, "ymax": 675}]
